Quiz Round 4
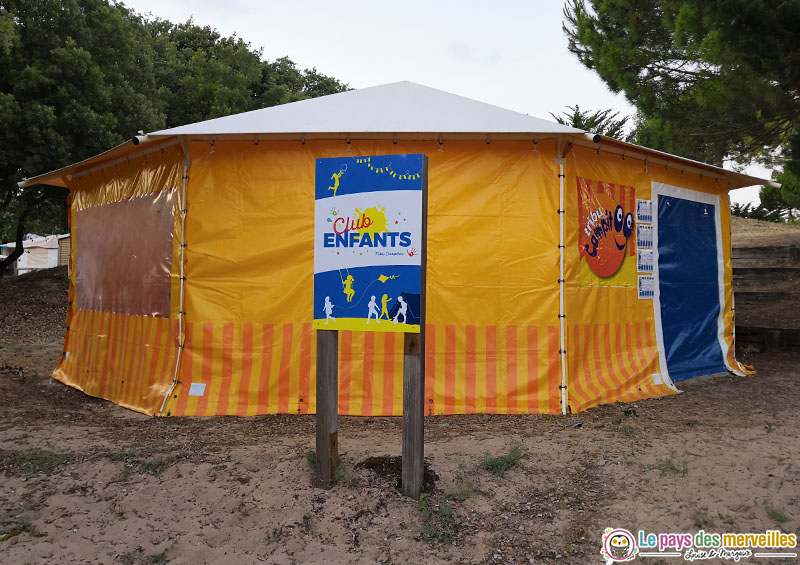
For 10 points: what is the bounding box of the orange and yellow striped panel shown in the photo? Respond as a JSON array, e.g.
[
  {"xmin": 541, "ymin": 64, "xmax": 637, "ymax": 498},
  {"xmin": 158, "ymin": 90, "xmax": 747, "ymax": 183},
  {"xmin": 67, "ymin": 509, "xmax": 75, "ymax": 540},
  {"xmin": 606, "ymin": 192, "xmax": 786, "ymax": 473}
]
[
  {"xmin": 566, "ymin": 320, "xmax": 677, "ymax": 413},
  {"xmin": 52, "ymin": 309, "xmax": 178, "ymax": 415},
  {"xmin": 170, "ymin": 325, "xmax": 406, "ymax": 417},
  {"xmin": 164, "ymin": 323, "xmax": 564, "ymax": 416},
  {"xmin": 171, "ymin": 322, "xmax": 313, "ymax": 417},
  {"xmin": 425, "ymin": 324, "xmax": 562, "ymax": 415},
  {"xmin": 55, "ymin": 313, "xmax": 677, "ymax": 416}
]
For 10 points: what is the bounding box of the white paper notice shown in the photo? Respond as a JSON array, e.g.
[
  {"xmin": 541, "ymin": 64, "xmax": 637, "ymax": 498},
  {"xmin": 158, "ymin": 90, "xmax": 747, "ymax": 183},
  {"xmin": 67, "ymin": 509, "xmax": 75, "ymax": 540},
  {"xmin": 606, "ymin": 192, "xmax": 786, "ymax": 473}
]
[
  {"xmin": 636, "ymin": 224, "xmax": 653, "ymax": 249},
  {"xmin": 638, "ymin": 275, "xmax": 655, "ymax": 299},
  {"xmin": 636, "ymin": 199, "xmax": 653, "ymax": 223},
  {"xmin": 637, "ymin": 248, "xmax": 654, "ymax": 273}
]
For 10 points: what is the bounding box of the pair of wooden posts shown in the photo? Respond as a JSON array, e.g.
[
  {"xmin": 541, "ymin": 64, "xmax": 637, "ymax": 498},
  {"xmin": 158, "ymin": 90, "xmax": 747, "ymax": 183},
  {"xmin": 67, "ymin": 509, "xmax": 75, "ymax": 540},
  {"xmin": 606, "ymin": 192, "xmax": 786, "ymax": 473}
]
[
  {"xmin": 312, "ymin": 153, "xmax": 428, "ymax": 498},
  {"xmin": 314, "ymin": 329, "xmax": 425, "ymax": 498}
]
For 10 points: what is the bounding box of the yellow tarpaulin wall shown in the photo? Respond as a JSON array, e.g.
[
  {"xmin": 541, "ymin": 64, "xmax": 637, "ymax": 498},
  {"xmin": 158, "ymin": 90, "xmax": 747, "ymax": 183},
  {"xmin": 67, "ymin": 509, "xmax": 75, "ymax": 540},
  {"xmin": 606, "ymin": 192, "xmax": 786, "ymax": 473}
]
[
  {"xmin": 55, "ymin": 146, "xmax": 184, "ymax": 414},
  {"xmin": 52, "ymin": 140, "xmax": 744, "ymax": 416}
]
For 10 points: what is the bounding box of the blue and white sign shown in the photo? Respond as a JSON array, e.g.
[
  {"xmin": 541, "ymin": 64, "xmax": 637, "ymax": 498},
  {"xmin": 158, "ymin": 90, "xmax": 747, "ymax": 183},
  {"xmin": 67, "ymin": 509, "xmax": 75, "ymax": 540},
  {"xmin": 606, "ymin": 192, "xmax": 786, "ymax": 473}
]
[{"xmin": 314, "ymin": 154, "xmax": 426, "ymax": 333}]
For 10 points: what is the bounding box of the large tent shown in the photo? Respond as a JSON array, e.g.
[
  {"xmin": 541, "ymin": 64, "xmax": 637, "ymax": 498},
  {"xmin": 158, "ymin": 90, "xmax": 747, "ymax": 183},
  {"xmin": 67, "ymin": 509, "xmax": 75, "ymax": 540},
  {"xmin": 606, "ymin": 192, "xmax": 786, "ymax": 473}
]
[{"xmin": 21, "ymin": 82, "xmax": 766, "ymax": 417}]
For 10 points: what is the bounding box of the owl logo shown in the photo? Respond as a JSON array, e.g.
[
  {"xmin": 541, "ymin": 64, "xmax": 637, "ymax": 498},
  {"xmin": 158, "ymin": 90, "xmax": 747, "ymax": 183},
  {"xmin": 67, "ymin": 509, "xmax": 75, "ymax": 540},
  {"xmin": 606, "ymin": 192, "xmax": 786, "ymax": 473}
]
[
  {"xmin": 601, "ymin": 528, "xmax": 637, "ymax": 563},
  {"xmin": 610, "ymin": 533, "xmax": 631, "ymax": 558}
]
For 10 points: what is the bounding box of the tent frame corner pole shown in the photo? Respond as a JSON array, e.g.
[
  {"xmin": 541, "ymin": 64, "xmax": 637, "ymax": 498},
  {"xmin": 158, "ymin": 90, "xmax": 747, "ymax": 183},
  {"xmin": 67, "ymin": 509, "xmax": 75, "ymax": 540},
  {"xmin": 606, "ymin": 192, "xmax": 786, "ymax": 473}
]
[
  {"xmin": 158, "ymin": 151, "xmax": 191, "ymax": 415},
  {"xmin": 555, "ymin": 154, "xmax": 568, "ymax": 415}
]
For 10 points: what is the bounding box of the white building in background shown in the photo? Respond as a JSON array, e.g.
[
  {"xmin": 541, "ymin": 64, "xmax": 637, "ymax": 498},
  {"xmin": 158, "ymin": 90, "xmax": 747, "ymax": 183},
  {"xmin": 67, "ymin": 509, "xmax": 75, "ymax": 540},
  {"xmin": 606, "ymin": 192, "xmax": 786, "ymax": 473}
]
[{"xmin": 0, "ymin": 234, "xmax": 69, "ymax": 275}]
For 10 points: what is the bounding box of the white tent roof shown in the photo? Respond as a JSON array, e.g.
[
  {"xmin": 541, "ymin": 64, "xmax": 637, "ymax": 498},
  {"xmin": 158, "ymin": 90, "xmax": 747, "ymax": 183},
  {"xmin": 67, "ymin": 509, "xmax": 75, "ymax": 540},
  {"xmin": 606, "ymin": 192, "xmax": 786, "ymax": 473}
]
[
  {"xmin": 1, "ymin": 234, "xmax": 60, "ymax": 250},
  {"xmin": 19, "ymin": 81, "xmax": 772, "ymax": 190},
  {"xmin": 148, "ymin": 82, "xmax": 583, "ymax": 137}
]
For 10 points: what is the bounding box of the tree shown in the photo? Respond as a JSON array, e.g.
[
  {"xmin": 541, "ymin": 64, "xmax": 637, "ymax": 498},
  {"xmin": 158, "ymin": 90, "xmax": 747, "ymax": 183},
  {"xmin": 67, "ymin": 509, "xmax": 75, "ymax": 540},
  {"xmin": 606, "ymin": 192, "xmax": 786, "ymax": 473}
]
[
  {"xmin": 563, "ymin": 0, "xmax": 800, "ymax": 168},
  {"xmin": 0, "ymin": 0, "xmax": 166, "ymax": 271},
  {"xmin": 730, "ymin": 202, "xmax": 788, "ymax": 223},
  {"xmin": 760, "ymin": 170, "xmax": 800, "ymax": 221},
  {"xmin": 550, "ymin": 105, "xmax": 630, "ymax": 139},
  {"xmin": 0, "ymin": 1, "xmax": 348, "ymax": 274}
]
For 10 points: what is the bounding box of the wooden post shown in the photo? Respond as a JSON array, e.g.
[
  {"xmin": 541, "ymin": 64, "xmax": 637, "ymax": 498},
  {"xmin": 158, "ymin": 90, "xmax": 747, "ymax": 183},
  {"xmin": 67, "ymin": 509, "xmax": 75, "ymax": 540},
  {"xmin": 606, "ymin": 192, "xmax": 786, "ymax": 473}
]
[
  {"xmin": 402, "ymin": 332, "xmax": 424, "ymax": 498},
  {"xmin": 402, "ymin": 155, "xmax": 427, "ymax": 500},
  {"xmin": 315, "ymin": 329, "xmax": 338, "ymax": 488}
]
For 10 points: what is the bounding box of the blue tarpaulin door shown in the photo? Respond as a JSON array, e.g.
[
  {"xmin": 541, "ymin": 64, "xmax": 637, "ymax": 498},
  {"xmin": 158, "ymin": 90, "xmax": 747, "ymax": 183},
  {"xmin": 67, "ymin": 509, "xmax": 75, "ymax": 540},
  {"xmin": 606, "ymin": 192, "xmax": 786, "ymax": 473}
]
[{"xmin": 657, "ymin": 196, "xmax": 726, "ymax": 381}]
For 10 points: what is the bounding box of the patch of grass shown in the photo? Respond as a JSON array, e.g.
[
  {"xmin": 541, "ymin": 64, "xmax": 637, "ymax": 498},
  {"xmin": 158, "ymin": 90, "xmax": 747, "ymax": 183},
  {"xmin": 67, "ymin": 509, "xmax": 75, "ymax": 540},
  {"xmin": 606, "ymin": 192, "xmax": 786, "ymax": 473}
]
[
  {"xmin": 107, "ymin": 465, "xmax": 133, "ymax": 487},
  {"xmin": 110, "ymin": 448, "xmax": 139, "ymax": 462},
  {"xmin": 118, "ymin": 546, "xmax": 167, "ymax": 564},
  {"xmin": 480, "ymin": 444, "xmax": 523, "ymax": 476},
  {"xmin": 5, "ymin": 450, "xmax": 69, "ymax": 474},
  {"xmin": 766, "ymin": 504, "xmax": 788, "ymax": 523},
  {"xmin": 448, "ymin": 483, "xmax": 492, "ymax": 502},
  {"xmin": 765, "ymin": 423, "xmax": 775, "ymax": 434},
  {"xmin": 658, "ymin": 459, "xmax": 688, "ymax": 477},
  {"xmin": 267, "ymin": 528, "xmax": 283, "ymax": 543},
  {"xmin": 436, "ymin": 504, "xmax": 454, "ymax": 517},
  {"xmin": 413, "ymin": 496, "xmax": 462, "ymax": 543},
  {"xmin": 693, "ymin": 511, "xmax": 714, "ymax": 529},
  {"xmin": 141, "ymin": 459, "xmax": 168, "ymax": 476},
  {"xmin": 0, "ymin": 522, "xmax": 32, "ymax": 541},
  {"xmin": 334, "ymin": 458, "xmax": 360, "ymax": 487},
  {"xmin": 304, "ymin": 449, "xmax": 316, "ymax": 468},
  {"xmin": 27, "ymin": 452, "xmax": 69, "ymax": 473}
]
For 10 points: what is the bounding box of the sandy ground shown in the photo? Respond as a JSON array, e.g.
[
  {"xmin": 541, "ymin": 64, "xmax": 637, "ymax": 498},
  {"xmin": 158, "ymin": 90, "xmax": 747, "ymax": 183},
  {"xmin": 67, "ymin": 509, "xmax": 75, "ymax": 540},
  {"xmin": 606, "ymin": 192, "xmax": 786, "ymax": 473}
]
[
  {"xmin": 0, "ymin": 347, "xmax": 798, "ymax": 564},
  {"xmin": 1, "ymin": 218, "xmax": 799, "ymax": 564}
]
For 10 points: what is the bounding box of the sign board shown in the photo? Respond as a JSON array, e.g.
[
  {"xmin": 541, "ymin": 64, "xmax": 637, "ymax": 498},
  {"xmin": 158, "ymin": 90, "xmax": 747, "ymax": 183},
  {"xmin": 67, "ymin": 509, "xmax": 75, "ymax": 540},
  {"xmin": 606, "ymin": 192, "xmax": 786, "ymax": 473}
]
[
  {"xmin": 314, "ymin": 154, "xmax": 426, "ymax": 333},
  {"xmin": 577, "ymin": 176, "xmax": 637, "ymax": 287}
]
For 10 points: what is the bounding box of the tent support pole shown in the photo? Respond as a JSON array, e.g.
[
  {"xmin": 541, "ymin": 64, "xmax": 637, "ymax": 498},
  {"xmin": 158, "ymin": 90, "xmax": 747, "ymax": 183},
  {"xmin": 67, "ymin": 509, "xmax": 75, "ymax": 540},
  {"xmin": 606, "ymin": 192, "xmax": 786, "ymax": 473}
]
[
  {"xmin": 159, "ymin": 156, "xmax": 191, "ymax": 415},
  {"xmin": 555, "ymin": 156, "xmax": 568, "ymax": 415}
]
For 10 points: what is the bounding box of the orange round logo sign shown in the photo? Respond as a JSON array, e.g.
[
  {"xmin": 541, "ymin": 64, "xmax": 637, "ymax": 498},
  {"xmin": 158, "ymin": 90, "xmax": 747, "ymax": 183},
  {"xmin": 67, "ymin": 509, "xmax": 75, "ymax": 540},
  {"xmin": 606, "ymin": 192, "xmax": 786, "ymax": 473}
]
[{"xmin": 580, "ymin": 193, "xmax": 634, "ymax": 277}]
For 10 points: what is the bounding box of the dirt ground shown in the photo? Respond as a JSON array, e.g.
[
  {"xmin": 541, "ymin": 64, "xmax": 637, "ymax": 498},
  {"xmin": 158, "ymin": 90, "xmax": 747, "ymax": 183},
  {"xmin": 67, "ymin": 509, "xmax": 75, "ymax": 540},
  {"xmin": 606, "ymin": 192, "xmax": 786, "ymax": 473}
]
[
  {"xmin": 731, "ymin": 216, "xmax": 800, "ymax": 247},
  {"xmin": 1, "ymin": 220, "xmax": 799, "ymax": 564}
]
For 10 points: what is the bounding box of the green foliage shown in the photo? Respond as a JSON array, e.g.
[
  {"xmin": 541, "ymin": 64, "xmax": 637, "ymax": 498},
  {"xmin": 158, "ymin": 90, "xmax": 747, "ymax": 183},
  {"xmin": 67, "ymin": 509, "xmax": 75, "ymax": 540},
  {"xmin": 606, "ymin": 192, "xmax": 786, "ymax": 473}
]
[
  {"xmin": 4, "ymin": 449, "xmax": 69, "ymax": 474},
  {"xmin": 692, "ymin": 511, "xmax": 714, "ymax": 529},
  {"xmin": 658, "ymin": 459, "xmax": 688, "ymax": 477},
  {"xmin": 760, "ymin": 164, "xmax": 800, "ymax": 221},
  {"xmin": 0, "ymin": 521, "xmax": 32, "ymax": 541},
  {"xmin": 333, "ymin": 457, "xmax": 360, "ymax": 487},
  {"xmin": 141, "ymin": 459, "xmax": 168, "ymax": 475},
  {"xmin": 0, "ymin": 1, "xmax": 347, "ymax": 252},
  {"xmin": 551, "ymin": 104, "xmax": 630, "ymax": 139},
  {"xmin": 564, "ymin": 0, "xmax": 800, "ymax": 167},
  {"xmin": 413, "ymin": 495, "xmax": 462, "ymax": 543},
  {"xmin": 447, "ymin": 483, "xmax": 491, "ymax": 502},
  {"xmin": 479, "ymin": 444, "xmax": 523, "ymax": 476},
  {"xmin": 765, "ymin": 503, "xmax": 788, "ymax": 524},
  {"xmin": 731, "ymin": 202, "xmax": 789, "ymax": 223}
]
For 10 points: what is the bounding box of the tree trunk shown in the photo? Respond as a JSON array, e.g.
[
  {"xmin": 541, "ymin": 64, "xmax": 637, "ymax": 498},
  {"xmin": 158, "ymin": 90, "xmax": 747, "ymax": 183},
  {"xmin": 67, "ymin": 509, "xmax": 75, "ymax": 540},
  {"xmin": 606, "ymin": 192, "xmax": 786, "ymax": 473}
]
[{"xmin": 0, "ymin": 199, "xmax": 36, "ymax": 277}]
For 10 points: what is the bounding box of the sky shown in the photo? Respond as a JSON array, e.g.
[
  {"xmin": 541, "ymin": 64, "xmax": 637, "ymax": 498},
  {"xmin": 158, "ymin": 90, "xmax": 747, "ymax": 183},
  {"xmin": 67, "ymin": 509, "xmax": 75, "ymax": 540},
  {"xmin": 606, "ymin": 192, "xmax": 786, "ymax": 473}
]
[{"xmin": 122, "ymin": 0, "xmax": 769, "ymax": 204}]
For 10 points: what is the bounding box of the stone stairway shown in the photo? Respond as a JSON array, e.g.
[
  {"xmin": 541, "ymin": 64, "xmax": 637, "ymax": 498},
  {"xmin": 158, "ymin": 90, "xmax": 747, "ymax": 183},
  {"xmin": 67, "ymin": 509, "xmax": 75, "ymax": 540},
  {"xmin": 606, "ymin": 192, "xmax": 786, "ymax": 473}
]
[{"xmin": 733, "ymin": 244, "xmax": 800, "ymax": 351}]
